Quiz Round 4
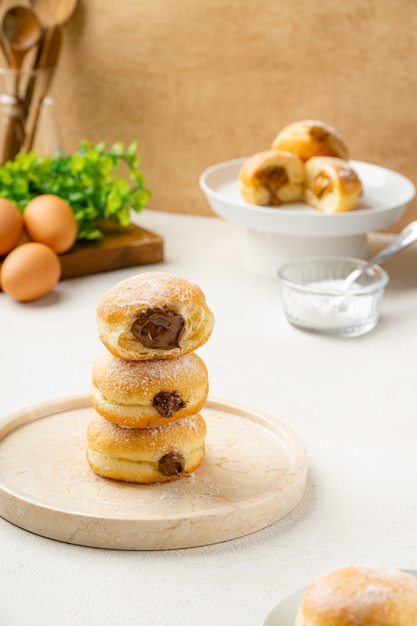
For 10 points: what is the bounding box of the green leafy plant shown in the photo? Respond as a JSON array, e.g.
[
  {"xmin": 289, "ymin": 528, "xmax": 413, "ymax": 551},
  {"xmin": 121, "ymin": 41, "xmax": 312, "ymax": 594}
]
[{"xmin": 0, "ymin": 140, "xmax": 151, "ymax": 240}]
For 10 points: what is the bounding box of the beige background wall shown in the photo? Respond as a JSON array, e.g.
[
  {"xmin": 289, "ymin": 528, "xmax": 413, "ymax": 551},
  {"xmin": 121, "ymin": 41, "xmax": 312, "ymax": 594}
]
[{"xmin": 4, "ymin": 0, "xmax": 417, "ymax": 228}]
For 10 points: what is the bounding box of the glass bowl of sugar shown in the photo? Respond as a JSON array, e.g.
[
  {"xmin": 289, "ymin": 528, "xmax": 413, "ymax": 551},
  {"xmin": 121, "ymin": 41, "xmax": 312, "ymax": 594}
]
[{"xmin": 278, "ymin": 256, "xmax": 389, "ymax": 338}]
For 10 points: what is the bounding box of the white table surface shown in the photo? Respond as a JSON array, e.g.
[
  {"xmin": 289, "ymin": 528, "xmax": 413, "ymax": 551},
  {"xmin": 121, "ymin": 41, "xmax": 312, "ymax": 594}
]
[{"xmin": 1, "ymin": 209, "xmax": 417, "ymax": 626}]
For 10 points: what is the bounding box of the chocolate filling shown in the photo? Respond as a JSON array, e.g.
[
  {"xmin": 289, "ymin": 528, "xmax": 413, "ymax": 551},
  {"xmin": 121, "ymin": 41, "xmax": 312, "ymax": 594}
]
[
  {"xmin": 131, "ymin": 308, "xmax": 185, "ymax": 350},
  {"xmin": 158, "ymin": 451, "xmax": 185, "ymax": 476},
  {"xmin": 153, "ymin": 391, "xmax": 186, "ymax": 418}
]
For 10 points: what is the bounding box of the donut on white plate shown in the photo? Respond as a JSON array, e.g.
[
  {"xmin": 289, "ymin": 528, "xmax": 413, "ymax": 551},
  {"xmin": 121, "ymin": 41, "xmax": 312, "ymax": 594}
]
[
  {"xmin": 239, "ymin": 149, "xmax": 305, "ymax": 206},
  {"xmin": 271, "ymin": 119, "xmax": 349, "ymax": 162},
  {"xmin": 304, "ymin": 156, "xmax": 362, "ymax": 213},
  {"xmin": 295, "ymin": 565, "xmax": 417, "ymax": 626}
]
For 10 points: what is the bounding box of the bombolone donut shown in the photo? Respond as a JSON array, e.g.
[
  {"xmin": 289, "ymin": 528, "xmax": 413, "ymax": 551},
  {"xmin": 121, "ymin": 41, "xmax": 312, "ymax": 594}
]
[
  {"xmin": 295, "ymin": 565, "xmax": 417, "ymax": 626},
  {"xmin": 96, "ymin": 272, "xmax": 215, "ymax": 360},
  {"xmin": 86, "ymin": 412, "xmax": 207, "ymax": 483},
  {"xmin": 304, "ymin": 156, "xmax": 363, "ymax": 213},
  {"xmin": 271, "ymin": 119, "xmax": 349, "ymax": 162},
  {"xmin": 91, "ymin": 351, "xmax": 209, "ymax": 428},
  {"xmin": 239, "ymin": 150, "xmax": 305, "ymax": 206}
]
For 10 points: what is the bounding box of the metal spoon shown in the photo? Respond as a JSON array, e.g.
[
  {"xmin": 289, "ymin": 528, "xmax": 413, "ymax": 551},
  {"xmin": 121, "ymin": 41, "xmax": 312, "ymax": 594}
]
[{"xmin": 341, "ymin": 221, "xmax": 417, "ymax": 291}]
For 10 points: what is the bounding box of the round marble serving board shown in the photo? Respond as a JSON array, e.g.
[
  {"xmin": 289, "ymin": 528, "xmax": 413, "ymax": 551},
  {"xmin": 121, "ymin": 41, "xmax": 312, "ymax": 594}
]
[{"xmin": 0, "ymin": 396, "xmax": 307, "ymax": 550}]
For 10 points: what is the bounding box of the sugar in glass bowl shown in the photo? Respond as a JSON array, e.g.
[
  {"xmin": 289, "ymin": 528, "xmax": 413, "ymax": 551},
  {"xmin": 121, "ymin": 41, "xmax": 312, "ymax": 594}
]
[{"xmin": 278, "ymin": 257, "xmax": 389, "ymax": 338}]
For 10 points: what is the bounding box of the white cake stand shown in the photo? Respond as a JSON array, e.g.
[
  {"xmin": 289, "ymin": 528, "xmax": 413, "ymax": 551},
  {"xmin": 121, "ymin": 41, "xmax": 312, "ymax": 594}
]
[{"xmin": 199, "ymin": 158, "xmax": 416, "ymax": 279}]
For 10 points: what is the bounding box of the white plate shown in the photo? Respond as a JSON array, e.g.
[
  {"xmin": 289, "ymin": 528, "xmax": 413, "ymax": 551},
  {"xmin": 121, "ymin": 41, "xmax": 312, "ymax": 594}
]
[
  {"xmin": 263, "ymin": 569, "xmax": 417, "ymax": 626},
  {"xmin": 199, "ymin": 158, "xmax": 416, "ymax": 237}
]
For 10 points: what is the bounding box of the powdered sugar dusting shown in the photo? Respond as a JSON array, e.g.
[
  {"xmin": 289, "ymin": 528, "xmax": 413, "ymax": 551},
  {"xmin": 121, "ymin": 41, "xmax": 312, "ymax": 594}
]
[
  {"xmin": 303, "ymin": 566, "xmax": 417, "ymax": 621},
  {"xmin": 97, "ymin": 272, "xmax": 208, "ymax": 316},
  {"xmin": 92, "ymin": 351, "xmax": 208, "ymax": 395},
  {"xmin": 89, "ymin": 413, "xmax": 206, "ymax": 455},
  {"xmin": 90, "ymin": 271, "xmax": 212, "ymax": 479}
]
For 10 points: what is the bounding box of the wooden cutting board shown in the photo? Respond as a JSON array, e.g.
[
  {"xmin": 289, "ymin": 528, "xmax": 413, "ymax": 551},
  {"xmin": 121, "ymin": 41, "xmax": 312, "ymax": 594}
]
[{"xmin": 59, "ymin": 222, "xmax": 164, "ymax": 279}]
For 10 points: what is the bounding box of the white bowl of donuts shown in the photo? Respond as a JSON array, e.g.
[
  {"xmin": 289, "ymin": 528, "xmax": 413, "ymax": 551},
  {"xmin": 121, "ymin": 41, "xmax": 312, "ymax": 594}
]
[{"xmin": 200, "ymin": 120, "xmax": 416, "ymax": 278}]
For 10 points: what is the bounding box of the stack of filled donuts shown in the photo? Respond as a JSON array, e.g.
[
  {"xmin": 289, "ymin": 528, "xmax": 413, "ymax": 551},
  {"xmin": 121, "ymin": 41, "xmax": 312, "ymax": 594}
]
[
  {"xmin": 239, "ymin": 119, "xmax": 363, "ymax": 214},
  {"xmin": 86, "ymin": 271, "xmax": 215, "ymax": 483}
]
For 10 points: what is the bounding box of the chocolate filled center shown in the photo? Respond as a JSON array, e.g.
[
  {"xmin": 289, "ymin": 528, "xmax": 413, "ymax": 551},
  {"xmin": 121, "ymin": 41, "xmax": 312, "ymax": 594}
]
[
  {"xmin": 158, "ymin": 451, "xmax": 185, "ymax": 476},
  {"xmin": 153, "ymin": 391, "xmax": 186, "ymax": 418},
  {"xmin": 131, "ymin": 308, "xmax": 185, "ymax": 350}
]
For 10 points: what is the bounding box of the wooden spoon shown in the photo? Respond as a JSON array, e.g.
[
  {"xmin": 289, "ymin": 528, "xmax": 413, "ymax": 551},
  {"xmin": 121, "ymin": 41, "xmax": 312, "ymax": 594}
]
[
  {"xmin": 0, "ymin": 6, "xmax": 42, "ymax": 161},
  {"xmin": 3, "ymin": 5, "xmax": 42, "ymax": 89},
  {"xmin": 25, "ymin": 0, "xmax": 77, "ymax": 101},
  {"xmin": 31, "ymin": 0, "xmax": 78, "ymax": 29},
  {"xmin": 0, "ymin": 17, "xmax": 13, "ymax": 66},
  {"xmin": 20, "ymin": 23, "xmax": 62, "ymax": 152}
]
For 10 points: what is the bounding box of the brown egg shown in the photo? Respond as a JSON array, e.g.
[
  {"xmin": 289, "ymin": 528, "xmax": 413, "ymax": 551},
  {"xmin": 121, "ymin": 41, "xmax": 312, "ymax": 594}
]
[
  {"xmin": 23, "ymin": 194, "xmax": 78, "ymax": 254},
  {"xmin": 0, "ymin": 198, "xmax": 23, "ymax": 255},
  {"xmin": 0, "ymin": 242, "xmax": 61, "ymax": 302}
]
